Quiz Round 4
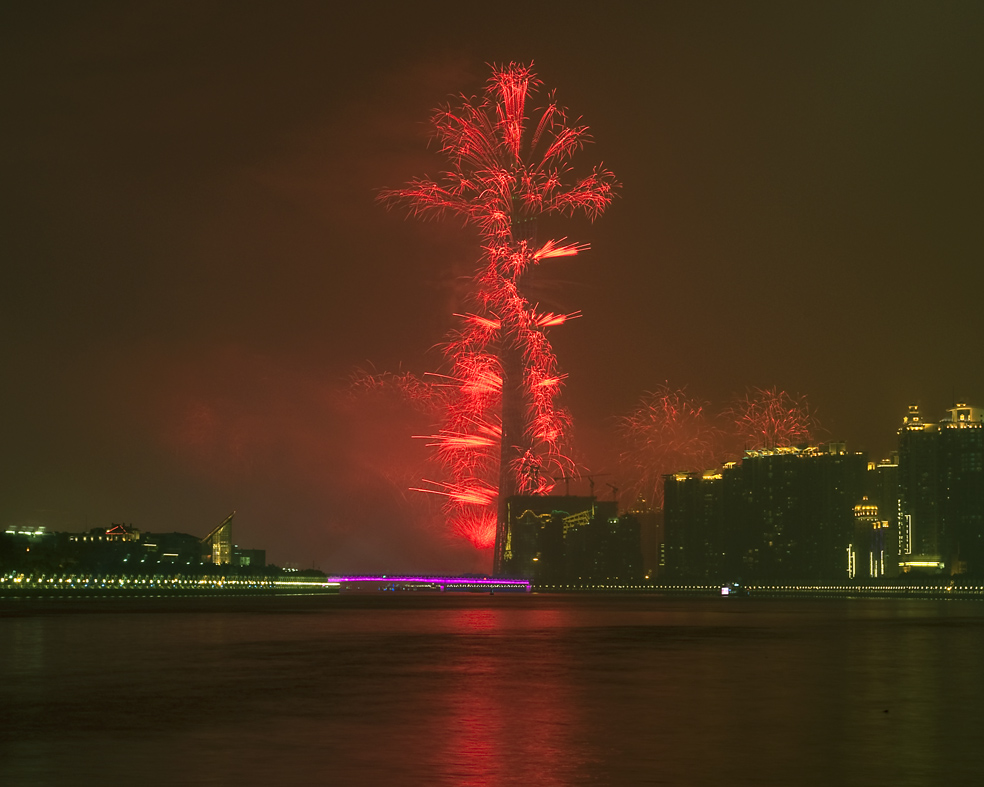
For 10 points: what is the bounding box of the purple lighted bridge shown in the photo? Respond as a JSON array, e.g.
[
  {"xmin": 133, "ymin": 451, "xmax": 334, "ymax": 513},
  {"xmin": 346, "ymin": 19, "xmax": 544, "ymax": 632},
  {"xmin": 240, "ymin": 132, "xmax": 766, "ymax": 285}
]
[{"xmin": 326, "ymin": 575, "xmax": 531, "ymax": 593}]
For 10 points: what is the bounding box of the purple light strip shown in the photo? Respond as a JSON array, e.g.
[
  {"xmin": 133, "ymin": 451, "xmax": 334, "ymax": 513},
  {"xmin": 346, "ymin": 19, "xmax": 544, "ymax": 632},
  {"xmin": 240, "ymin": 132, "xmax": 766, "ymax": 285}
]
[{"xmin": 327, "ymin": 575, "xmax": 530, "ymax": 588}]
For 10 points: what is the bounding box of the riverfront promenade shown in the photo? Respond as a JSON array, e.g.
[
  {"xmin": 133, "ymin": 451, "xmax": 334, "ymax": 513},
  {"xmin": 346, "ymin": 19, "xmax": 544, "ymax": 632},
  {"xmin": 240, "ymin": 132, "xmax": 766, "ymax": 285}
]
[
  {"xmin": 4, "ymin": 569, "xmax": 983, "ymax": 599},
  {"xmin": 0, "ymin": 571, "xmax": 339, "ymax": 597}
]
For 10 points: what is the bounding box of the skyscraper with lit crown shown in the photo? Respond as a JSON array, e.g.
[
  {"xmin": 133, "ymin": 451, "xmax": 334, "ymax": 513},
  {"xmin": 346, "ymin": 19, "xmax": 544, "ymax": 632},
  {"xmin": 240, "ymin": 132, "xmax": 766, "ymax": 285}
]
[
  {"xmin": 897, "ymin": 405, "xmax": 941, "ymax": 565},
  {"xmin": 897, "ymin": 403, "xmax": 984, "ymax": 575}
]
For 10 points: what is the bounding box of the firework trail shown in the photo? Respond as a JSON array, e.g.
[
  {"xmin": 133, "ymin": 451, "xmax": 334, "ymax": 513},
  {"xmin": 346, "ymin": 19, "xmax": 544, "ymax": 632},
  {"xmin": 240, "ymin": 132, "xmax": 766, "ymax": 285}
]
[
  {"xmin": 728, "ymin": 386, "xmax": 816, "ymax": 451},
  {"xmin": 618, "ymin": 385, "xmax": 819, "ymax": 508},
  {"xmin": 348, "ymin": 369, "xmax": 446, "ymax": 416},
  {"xmin": 618, "ymin": 384, "xmax": 722, "ymax": 508},
  {"xmin": 380, "ymin": 63, "xmax": 618, "ymax": 565}
]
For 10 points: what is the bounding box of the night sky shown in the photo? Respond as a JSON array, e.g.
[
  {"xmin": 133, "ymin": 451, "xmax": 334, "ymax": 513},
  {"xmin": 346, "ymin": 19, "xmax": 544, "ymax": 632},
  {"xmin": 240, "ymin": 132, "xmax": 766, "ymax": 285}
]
[{"xmin": 3, "ymin": 1, "xmax": 983, "ymax": 572}]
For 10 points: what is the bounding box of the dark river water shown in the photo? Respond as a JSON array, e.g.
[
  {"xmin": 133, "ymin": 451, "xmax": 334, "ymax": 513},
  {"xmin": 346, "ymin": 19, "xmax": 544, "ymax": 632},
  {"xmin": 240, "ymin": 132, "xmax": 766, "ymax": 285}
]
[{"xmin": 2, "ymin": 593, "xmax": 983, "ymax": 786}]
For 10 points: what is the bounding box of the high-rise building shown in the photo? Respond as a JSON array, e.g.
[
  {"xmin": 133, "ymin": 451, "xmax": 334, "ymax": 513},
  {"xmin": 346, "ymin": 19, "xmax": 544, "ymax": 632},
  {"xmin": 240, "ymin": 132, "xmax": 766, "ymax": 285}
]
[
  {"xmin": 897, "ymin": 405, "xmax": 941, "ymax": 563},
  {"xmin": 500, "ymin": 495, "xmax": 641, "ymax": 581},
  {"xmin": 201, "ymin": 511, "xmax": 235, "ymax": 566},
  {"xmin": 658, "ymin": 403, "xmax": 984, "ymax": 581},
  {"xmin": 739, "ymin": 444, "xmax": 868, "ymax": 582},
  {"xmin": 867, "ymin": 454, "xmax": 900, "ymax": 573},
  {"xmin": 662, "ymin": 469, "xmax": 734, "ymax": 581},
  {"xmin": 663, "ymin": 445, "xmax": 868, "ymax": 582},
  {"xmin": 850, "ymin": 498, "xmax": 892, "ymax": 580},
  {"xmin": 627, "ymin": 496, "xmax": 662, "ymax": 580},
  {"xmin": 938, "ymin": 404, "xmax": 984, "ymax": 574},
  {"xmin": 896, "ymin": 403, "xmax": 984, "ymax": 575}
]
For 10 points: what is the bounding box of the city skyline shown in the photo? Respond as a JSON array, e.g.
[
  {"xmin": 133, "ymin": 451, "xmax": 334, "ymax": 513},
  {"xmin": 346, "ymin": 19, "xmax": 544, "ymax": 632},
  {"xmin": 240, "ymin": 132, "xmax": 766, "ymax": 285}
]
[
  {"xmin": 3, "ymin": 2, "xmax": 983, "ymax": 571},
  {"xmin": 1, "ymin": 397, "xmax": 979, "ymax": 579},
  {"xmin": 379, "ymin": 62, "xmax": 618, "ymax": 566}
]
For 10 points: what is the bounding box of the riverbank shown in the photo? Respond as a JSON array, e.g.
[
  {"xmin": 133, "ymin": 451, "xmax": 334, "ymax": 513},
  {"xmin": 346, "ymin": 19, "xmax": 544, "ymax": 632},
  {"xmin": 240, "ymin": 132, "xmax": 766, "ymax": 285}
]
[
  {"xmin": 0, "ymin": 571, "xmax": 339, "ymax": 598},
  {"xmin": 532, "ymin": 581, "xmax": 984, "ymax": 598}
]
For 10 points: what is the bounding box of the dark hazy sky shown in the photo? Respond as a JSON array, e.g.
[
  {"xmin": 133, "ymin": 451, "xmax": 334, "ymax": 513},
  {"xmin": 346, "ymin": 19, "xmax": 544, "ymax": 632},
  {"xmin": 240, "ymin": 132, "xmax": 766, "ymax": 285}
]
[{"xmin": 2, "ymin": 1, "xmax": 982, "ymax": 571}]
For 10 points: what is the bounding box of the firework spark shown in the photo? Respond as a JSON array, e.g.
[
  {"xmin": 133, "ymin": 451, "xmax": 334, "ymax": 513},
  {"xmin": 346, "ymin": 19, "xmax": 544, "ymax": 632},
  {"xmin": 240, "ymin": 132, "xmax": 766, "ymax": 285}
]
[
  {"xmin": 728, "ymin": 386, "xmax": 816, "ymax": 451},
  {"xmin": 380, "ymin": 63, "xmax": 618, "ymax": 563},
  {"xmin": 618, "ymin": 384, "xmax": 722, "ymax": 508},
  {"xmin": 619, "ymin": 385, "xmax": 820, "ymax": 509}
]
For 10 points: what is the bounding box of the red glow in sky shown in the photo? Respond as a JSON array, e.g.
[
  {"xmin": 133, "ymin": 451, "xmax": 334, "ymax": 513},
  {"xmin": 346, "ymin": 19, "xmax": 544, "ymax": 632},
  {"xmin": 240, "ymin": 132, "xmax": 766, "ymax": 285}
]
[
  {"xmin": 618, "ymin": 384, "xmax": 820, "ymax": 506},
  {"xmin": 381, "ymin": 63, "xmax": 617, "ymax": 558},
  {"xmin": 4, "ymin": 3, "xmax": 984, "ymax": 571}
]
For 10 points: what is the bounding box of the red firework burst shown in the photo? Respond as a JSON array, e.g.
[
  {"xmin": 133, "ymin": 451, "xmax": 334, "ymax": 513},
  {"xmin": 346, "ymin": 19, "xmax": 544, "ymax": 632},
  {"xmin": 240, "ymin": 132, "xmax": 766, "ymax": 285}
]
[
  {"xmin": 380, "ymin": 63, "xmax": 618, "ymax": 562},
  {"xmin": 728, "ymin": 386, "xmax": 816, "ymax": 451},
  {"xmin": 618, "ymin": 384, "xmax": 723, "ymax": 508}
]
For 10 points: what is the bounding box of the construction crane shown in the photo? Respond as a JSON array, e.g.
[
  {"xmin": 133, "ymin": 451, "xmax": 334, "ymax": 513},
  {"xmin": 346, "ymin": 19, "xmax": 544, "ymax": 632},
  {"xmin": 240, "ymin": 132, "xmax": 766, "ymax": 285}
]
[
  {"xmin": 585, "ymin": 473, "xmax": 610, "ymax": 498},
  {"xmin": 552, "ymin": 474, "xmax": 577, "ymax": 496}
]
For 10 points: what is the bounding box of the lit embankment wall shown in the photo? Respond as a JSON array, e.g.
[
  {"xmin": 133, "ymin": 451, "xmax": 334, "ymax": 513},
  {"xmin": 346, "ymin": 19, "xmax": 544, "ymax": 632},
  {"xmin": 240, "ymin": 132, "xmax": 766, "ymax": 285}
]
[
  {"xmin": 0, "ymin": 572, "xmax": 340, "ymax": 597},
  {"xmin": 327, "ymin": 576, "xmax": 532, "ymax": 593},
  {"xmin": 531, "ymin": 582, "xmax": 984, "ymax": 598}
]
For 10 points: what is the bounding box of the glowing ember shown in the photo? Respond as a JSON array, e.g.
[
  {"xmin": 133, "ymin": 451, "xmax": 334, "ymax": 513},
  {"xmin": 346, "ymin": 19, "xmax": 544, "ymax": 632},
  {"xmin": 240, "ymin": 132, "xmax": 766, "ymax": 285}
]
[
  {"xmin": 619, "ymin": 385, "xmax": 722, "ymax": 508},
  {"xmin": 381, "ymin": 63, "xmax": 618, "ymax": 565},
  {"xmin": 619, "ymin": 385, "xmax": 819, "ymax": 508},
  {"xmin": 728, "ymin": 386, "xmax": 816, "ymax": 451}
]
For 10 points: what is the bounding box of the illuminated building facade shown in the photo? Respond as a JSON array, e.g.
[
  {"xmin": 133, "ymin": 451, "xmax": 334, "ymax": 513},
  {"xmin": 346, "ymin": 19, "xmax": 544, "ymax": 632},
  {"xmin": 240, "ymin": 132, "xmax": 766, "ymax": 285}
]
[
  {"xmin": 201, "ymin": 512, "xmax": 235, "ymax": 566},
  {"xmin": 501, "ymin": 495, "xmax": 642, "ymax": 581},
  {"xmin": 663, "ymin": 445, "xmax": 868, "ymax": 582},
  {"xmin": 938, "ymin": 404, "xmax": 984, "ymax": 574},
  {"xmin": 662, "ymin": 468, "xmax": 739, "ymax": 581},
  {"xmin": 897, "ymin": 403, "xmax": 984, "ymax": 575},
  {"xmin": 70, "ymin": 524, "xmax": 141, "ymax": 543},
  {"xmin": 849, "ymin": 498, "xmax": 893, "ymax": 579},
  {"xmin": 628, "ymin": 497, "xmax": 662, "ymax": 580},
  {"xmin": 868, "ymin": 454, "xmax": 900, "ymax": 567},
  {"xmin": 897, "ymin": 405, "xmax": 941, "ymax": 563},
  {"xmin": 2, "ymin": 516, "xmax": 269, "ymax": 575},
  {"xmin": 234, "ymin": 548, "xmax": 266, "ymax": 568},
  {"xmin": 738, "ymin": 444, "xmax": 867, "ymax": 581}
]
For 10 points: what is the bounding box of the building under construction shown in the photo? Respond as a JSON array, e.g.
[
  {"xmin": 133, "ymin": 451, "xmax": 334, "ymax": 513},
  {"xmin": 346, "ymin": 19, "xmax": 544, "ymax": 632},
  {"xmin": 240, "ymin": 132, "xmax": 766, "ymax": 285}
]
[{"xmin": 500, "ymin": 495, "xmax": 643, "ymax": 582}]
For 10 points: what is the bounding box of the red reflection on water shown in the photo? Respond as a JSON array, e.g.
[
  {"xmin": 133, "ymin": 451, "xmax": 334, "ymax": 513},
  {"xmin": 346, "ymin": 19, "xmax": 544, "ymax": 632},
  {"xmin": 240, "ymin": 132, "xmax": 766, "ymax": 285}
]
[{"xmin": 433, "ymin": 605, "xmax": 588, "ymax": 786}]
